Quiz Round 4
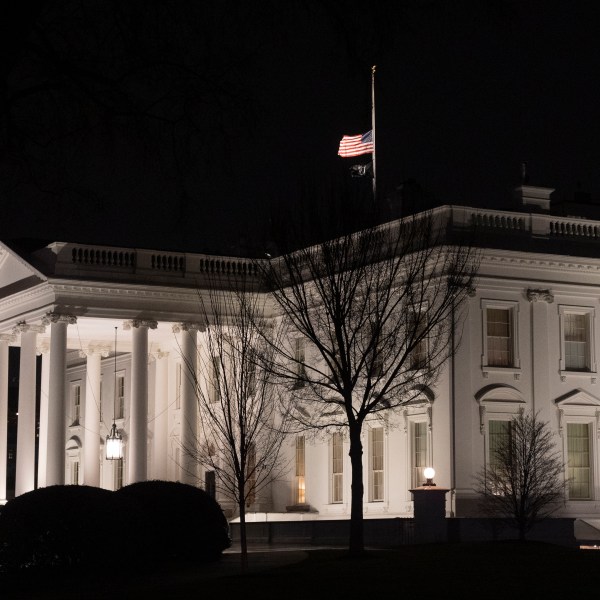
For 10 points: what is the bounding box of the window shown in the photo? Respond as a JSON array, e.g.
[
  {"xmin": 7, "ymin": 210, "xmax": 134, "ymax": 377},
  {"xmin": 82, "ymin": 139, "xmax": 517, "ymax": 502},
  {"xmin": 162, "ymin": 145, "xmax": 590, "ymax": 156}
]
[
  {"xmin": 113, "ymin": 458, "xmax": 123, "ymax": 490},
  {"xmin": 488, "ymin": 420, "xmax": 512, "ymax": 469},
  {"xmin": 210, "ymin": 357, "xmax": 221, "ymax": 403},
  {"xmin": 331, "ymin": 433, "xmax": 343, "ymax": 503},
  {"xmin": 295, "ymin": 436, "xmax": 306, "ymax": 504},
  {"xmin": 567, "ymin": 423, "xmax": 591, "ymax": 500},
  {"xmin": 411, "ymin": 421, "xmax": 428, "ymax": 488},
  {"xmin": 115, "ymin": 374, "xmax": 125, "ymax": 419},
  {"xmin": 72, "ymin": 460, "xmax": 80, "ymax": 485},
  {"xmin": 205, "ymin": 470, "xmax": 216, "ymax": 499},
  {"xmin": 409, "ymin": 312, "xmax": 428, "ymax": 370},
  {"xmin": 175, "ymin": 362, "xmax": 182, "ymax": 409},
  {"xmin": 487, "ymin": 309, "xmax": 512, "ymax": 367},
  {"xmin": 482, "ymin": 300, "xmax": 519, "ymax": 370},
  {"xmin": 293, "ymin": 338, "xmax": 306, "ymax": 386},
  {"xmin": 71, "ymin": 383, "xmax": 81, "ymax": 425},
  {"xmin": 559, "ymin": 307, "xmax": 595, "ymax": 373},
  {"xmin": 246, "ymin": 444, "xmax": 256, "ymax": 506},
  {"xmin": 370, "ymin": 427, "xmax": 384, "ymax": 501}
]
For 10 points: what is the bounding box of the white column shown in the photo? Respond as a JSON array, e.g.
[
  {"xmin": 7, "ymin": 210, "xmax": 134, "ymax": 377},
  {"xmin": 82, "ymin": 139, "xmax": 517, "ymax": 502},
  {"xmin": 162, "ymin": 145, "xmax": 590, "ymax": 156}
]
[
  {"xmin": 83, "ymin": 347, "xmax": 107, "ymax": 486},
  {"xmin": 174, "ymin": 323, "xmax": 201, "ymax": 485},
  {"xmin": 0, "ymin": 334, "xmax": 15, "ymax": 503},
  {"xmin": 153, "ymin": 350, "xmax": 169, "ymax": 480},
  {"xmin": 14, "ymin": 323, "xmax": 44, "ymax": 496},
  {"xmin": 36, "ymin": 342, "xmax": 50, "ymax": 488},
  {"xmin": 126, "ymin": 319, "xmax": 157, "ymax": 484},
  {"xmin": 43, "ymin": 313, "xmax": 76, "ymax": 487}
]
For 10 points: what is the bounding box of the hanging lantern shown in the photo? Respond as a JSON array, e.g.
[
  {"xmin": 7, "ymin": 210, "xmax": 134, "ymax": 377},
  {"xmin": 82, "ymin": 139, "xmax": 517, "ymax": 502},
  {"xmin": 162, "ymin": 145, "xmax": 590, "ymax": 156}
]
[
  {"xmin": 106, "ymin": 423, "xmax": 123, "ymax": 460},
  {"xmin": 106, "ymin": 326, "xmax": 123, "ymax": 460}
]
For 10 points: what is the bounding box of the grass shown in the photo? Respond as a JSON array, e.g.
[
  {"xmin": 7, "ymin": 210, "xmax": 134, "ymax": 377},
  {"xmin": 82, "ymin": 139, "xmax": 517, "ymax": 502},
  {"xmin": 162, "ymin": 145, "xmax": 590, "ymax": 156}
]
[{"xmin": 2, "ymin": 541, "xmax": 600, "ymax": 599}]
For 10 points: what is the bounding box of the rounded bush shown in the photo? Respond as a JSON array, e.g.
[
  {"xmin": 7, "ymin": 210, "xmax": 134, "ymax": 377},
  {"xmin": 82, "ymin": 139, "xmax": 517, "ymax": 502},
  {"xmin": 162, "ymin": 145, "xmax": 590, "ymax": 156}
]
[
  {"xmin": 0, "ymin": 485, "xmax": 118, "ymax": 573},
  {"xmin": 115, "ymin": 480, "xmax": 231, "ymax": 566}
]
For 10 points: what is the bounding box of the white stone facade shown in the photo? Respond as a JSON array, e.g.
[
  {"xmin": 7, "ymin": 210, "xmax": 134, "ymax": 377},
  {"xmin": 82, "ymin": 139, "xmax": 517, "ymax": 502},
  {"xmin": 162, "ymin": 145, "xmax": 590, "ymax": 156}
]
[{"xmin": 2, "ymin": 186, "xmax": 600, "ymax": 524}]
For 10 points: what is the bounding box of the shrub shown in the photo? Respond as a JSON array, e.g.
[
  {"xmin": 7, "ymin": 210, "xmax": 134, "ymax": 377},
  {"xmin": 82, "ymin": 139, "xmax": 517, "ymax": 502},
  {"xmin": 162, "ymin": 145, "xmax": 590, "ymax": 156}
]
[
  {"xmin": 115, "ymin": 480, "xmax": 231, "ymax": 567},
  {"xmin": 0, "ymin": 485, "xmax": 118, "ymax": 573}
]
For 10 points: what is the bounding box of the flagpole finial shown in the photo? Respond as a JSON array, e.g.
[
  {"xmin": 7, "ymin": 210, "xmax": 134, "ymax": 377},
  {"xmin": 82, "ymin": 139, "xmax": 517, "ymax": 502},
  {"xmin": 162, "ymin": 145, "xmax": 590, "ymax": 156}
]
[{"xmin": 372, "ymin": 64, "xmax": 376, "ymax": 75}]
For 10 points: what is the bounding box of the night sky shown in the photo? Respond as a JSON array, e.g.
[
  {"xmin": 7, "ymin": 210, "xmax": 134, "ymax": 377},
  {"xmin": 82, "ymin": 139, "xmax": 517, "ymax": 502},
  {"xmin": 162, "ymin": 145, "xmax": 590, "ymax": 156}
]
[{"xmin": 2, "ymin": 1, "xmax": 600, "ymax": 256}]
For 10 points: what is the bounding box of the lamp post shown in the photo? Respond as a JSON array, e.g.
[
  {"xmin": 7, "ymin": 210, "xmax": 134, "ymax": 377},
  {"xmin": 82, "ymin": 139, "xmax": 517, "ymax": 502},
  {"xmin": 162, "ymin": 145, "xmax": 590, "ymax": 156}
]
[{"xmin": 106, "ymin": 327, "xmax": 123, "ymax": 460}]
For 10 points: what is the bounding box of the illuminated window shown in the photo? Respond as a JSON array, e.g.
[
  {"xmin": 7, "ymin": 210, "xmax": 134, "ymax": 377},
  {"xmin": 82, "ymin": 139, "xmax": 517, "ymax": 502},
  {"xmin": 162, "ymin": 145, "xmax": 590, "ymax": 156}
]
[
  {"xmin": 331, "ymin": 433, "xmax": 343, "ymax": 503},
  {"xmin": 295, "ymin": 436, "xmax": 306, "ymax": 504},
  {"xmin": 71, "ymin": 383, "xmax": 81, "ymax": 425},
  {"xmin": 482, "ymin": 300, "xmax": 519, "ymax": 370},
  {"xmin": 568, "ymin": 423, "xmax": 592, "ymax": 500},
  {"xmin": 411, "ymin": 421, "xmax": 428, "ymax": 488},
  {"xmin": 72, "ymin": 460, "xmax": 80, "ymax": 485},
  {"xmin": 559, "ymin": 307, "xmax": 595, "ymax": 372},
  {"xmin": 370, "ymin": 427, "xmax": 384, "ymax": 501},
  {"xmin": 488, "ymin": 420, "xmax": 512, "ymax": 469},
  {"xmin": 113, "ymin": 458, "xmax": 123, "ymax": 490},
  {"xmin": 115, "ymin": 374, "xmax": 125, "ymax": 419}
]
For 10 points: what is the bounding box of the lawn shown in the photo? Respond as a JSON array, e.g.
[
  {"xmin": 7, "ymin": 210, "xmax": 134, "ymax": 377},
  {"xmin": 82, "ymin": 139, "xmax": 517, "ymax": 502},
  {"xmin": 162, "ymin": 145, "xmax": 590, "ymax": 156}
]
[{"xmin": 2, "ymin": 541, "xmax": 600, "ymax": 599}]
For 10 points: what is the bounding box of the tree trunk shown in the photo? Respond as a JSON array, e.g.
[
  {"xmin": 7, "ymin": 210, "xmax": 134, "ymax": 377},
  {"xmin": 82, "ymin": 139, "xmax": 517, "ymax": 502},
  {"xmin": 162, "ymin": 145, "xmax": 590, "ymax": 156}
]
[
  {"xmin": 239, "ymin": 497, "xmax": 248, "ymax": 572},
  {"xmin": 348, "ymin": 424, "xmax": 365, "ymax": 556}
]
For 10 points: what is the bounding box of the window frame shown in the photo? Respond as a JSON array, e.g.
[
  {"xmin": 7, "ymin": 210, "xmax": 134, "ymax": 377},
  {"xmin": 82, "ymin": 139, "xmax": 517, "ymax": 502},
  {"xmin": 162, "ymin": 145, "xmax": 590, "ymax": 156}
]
[
  {"xmin": 557, "ymin": 390, "xmax": 600, "ymax": 504},
  {"xmin": 559, "ymin": 305, "xmax": 596, "ymax": 376},
  {"xmin": 294, "ymin": 436, "xmax": 306, "ymax": 505},
  {"xmin": 70, "ymin": 381, "xmax": 82, "ymax": 426},
  {"xmin": 481, "ymin": 299, "xmax": 520, "ymax": 374},
  {"xmin": 330, "ymin": 432, "xmax": 344, "ymax": 504},
  {"xmin": 114, "ymin": 371, "xmax": 126, "ymax": 420},
  {"xmin": 369, "ymin": 426, "xmax": 385, "ymax": 502}
]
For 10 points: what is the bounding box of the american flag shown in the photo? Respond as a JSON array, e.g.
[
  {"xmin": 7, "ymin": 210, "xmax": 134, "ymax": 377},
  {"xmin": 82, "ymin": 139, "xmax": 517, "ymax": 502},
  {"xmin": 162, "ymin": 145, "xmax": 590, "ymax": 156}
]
[{"xmin": 337, "ymin": 130, "xmax": 374, "ymax": 157}]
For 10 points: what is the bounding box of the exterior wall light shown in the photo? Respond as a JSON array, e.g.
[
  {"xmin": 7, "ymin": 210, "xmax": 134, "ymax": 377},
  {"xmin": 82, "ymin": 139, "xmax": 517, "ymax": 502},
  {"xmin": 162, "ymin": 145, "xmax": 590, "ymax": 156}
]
[{"xmin": 423, "ymin": 467, "xmax": 436, "ymax": 486}]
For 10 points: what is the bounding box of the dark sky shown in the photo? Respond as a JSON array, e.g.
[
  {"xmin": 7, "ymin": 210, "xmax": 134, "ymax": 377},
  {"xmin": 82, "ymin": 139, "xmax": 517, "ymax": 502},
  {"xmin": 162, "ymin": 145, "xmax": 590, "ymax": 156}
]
[{"xmin": 2, "ymin": 1, "xmax": 600, "ymax": 256}]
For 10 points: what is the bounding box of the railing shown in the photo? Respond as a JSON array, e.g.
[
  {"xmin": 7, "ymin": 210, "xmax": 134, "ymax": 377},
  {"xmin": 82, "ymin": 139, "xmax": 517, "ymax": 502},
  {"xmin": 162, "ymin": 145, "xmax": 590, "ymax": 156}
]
[{"xmin": 71, "ymin": 247, "xmax": 135, "ymax": 268}]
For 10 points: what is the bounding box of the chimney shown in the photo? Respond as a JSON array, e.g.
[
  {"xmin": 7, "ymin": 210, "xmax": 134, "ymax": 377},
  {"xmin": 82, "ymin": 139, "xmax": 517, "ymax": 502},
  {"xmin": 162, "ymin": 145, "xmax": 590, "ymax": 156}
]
[{"xmin": 514, "ymin": 184, "xmax": 554, "ymax": 211}]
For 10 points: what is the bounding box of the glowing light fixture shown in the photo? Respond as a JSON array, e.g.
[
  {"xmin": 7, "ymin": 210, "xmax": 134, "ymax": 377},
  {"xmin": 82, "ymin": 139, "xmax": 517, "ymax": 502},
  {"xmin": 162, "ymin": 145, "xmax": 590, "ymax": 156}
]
[
  {"xmin": 106, "ymin": 327, "xmax": 123, "ymax": 460},
  {"xmin": 423, "ymin": 467, "xmax": 436, "ymax": 486}
]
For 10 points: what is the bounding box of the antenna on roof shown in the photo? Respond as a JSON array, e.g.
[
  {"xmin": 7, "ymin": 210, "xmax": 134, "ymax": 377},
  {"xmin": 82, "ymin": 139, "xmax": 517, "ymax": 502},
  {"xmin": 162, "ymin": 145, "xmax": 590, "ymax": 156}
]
[{"xmin": 521, "ymin": 161, "xmax": 529, "ymax": 184}]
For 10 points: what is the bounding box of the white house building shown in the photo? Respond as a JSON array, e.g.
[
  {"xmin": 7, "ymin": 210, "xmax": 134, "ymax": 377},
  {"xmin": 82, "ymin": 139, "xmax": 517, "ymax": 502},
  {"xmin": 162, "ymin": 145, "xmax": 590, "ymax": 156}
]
[{"xmin": 2, "ymin": 183, "xmax": 600, "ymax": 527}]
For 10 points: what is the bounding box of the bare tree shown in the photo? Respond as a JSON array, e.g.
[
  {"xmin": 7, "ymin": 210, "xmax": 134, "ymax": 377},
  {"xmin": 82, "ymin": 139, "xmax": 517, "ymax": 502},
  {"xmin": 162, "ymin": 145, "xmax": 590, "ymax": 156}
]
[
  {"xmin": 257, "ymin": 209, "xmax": 479, "ymax": 555},
  {"xmin": 475, "ymin": 410, "xmax": 566, "ymax": 541},
  {"xmin": 183, "ymin": 274, "xmax": 290, "ymax": 570}
]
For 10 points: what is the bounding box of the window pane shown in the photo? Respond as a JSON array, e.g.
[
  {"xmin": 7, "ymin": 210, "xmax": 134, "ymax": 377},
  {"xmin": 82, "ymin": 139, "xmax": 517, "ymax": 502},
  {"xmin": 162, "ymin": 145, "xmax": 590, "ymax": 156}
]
[
  {"xmin": 568, "ymin": 423, "xmax": 591, "ymax": 500},
  {"xmin": 489, "ymin": 420, "xmax": 511, "ymax": 469},
  {"xmin": 332, "ymin": 433, "xmax": 343, "ymax": 503},
  {"xmin": 371, "ymin": 428, "xmax": 384, "ymax": 501},
  {"xmin": 565, "ymin": 314, "xmax": 589, "ymax": 371},
  {"xmin": 487, "ymin": 309, "xmax": 512, "ymax": 367},
  {"xmin": 412, "ymin": 421, "xmax": 428, "ymax": 488}
]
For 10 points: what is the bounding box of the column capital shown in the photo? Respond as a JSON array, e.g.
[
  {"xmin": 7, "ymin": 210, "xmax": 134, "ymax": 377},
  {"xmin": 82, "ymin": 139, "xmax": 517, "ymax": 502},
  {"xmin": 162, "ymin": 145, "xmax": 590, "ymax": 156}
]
[
  {"xmin": 41, "ymin": 312, "xmax": 77, "ymax": 326},
  {"xmin": 0, "ymin": 333, "xmax": 16, "ymax": 343},
  {"xmin": 37, "ymin": 339, "xmax": 50, "ymax": 355},
  {"xmin": 150, "ymin": 349, "xmax": 170, "ymax": 362},
  {"xmin": 12, "ymin": 321, "xmax": 46, "ymax": 335},
  {"xmin": 79, "ymin": 344, "xmax": 111, "ymax": 359},
  {"xmin": 123, "ymin": 319, "xmax": 158, "ymax": 330},
  {"xmin": 172, "ymin": 322, "xmax": 205, "ymax": 334},
  {"xmin": 526, "ymin": 288, "xmax": 554, "ymax": 303}
]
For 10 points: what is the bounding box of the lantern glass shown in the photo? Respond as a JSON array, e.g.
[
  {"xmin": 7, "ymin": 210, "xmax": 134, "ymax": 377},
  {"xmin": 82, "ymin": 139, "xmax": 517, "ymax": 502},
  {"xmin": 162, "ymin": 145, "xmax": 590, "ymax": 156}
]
[{"xmin": 106, "ymin": 424, "xmax": 123, "ymax": 460}]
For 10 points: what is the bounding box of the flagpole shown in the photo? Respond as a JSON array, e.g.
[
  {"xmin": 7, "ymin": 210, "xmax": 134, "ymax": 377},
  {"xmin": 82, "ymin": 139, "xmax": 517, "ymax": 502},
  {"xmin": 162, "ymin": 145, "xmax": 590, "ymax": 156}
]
[{"xmin": 371, "ymin": 64, "xmax": 377, "ymax": 201}]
